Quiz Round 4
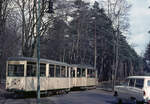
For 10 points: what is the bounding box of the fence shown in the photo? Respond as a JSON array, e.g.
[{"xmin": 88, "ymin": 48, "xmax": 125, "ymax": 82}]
[{"xmin": 98, "ymin": 80, "xmax": 123, "ymax": 91}]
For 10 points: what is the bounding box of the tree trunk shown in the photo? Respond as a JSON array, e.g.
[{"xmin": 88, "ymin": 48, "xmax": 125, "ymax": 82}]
[
  {"xmin": 112, "ymin": 17, "xmax": 120, "ymax": 91},
  {"xmin": 114, "ymin": 29, "xmax": 119, "ymax": 89},
  {"xmin": 76, "ymin": 18, "xmax": 80, "ymax": 64},
  {"xmin": 130, "ymin": 60, "xmax": 134, "ymax": 76},
  {"xmin": 94, "ymin": 19, "xmax": 97, "ymax": 70}
]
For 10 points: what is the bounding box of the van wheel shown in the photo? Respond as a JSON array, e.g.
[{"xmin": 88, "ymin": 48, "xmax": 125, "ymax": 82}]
[
  {"xmin": 130, "ymin": 97, "xmax": 136, "ymax": 104},
  {"xmin": 136, "ymin": 101, "xmax": 144, "ymax": 104},
  {"xmin": 114, "ymin": 91, "xmax": 118, "ymax": 96},
  {"xmin": 117, "ymin": 98, "xmax": 122, "ymax": 104}
]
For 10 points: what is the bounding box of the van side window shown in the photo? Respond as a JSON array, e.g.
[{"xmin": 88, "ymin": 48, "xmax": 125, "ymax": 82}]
[
  {"xmin": 123, "ymin": 79, "xmax": 129, "ymax": 86},
  {"xmin": 129, "ymin": 79, "xmax": 135, "ymax": 87},
  {"xmin": 135, "ymin": 79, "xmax": 144, "ymax": 89},
  {"xmin": 147, "ymin": 80, "xmax": 150, "ymax": 86}
]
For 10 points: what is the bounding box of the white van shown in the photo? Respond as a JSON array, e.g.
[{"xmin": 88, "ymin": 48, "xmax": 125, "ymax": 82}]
[{"xmin": 114, "ymin": 76, "xmax": 150, "ymax": 104}]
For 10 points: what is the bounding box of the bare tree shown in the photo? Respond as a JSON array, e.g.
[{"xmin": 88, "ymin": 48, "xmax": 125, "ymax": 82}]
[
  {"xmin": 12, "ymin": 0, "xmax": 54, "ymax": 57},
  {"xmin": 103, "ymin": 0, "xmax": 131, "ymax": 90},
  {"xmin": 0, "ymin": 0, "xmax": 20, "ymax": 81}
]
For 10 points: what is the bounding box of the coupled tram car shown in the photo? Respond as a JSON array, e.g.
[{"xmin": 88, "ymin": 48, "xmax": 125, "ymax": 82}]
[{"xmin": 6, "ymin": 57, "xmax": 97, "ymax": 95}]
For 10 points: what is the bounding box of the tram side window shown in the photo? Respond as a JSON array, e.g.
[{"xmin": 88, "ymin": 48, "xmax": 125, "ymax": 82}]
[
  {"xmin": 8, "ymin": 64, "xmax": 24, "ymax": 77},
  {"xmin": 82, "ymin": 69, "xmax": 86, "ymax": 77},
  {"xmin": 61, "ymin": 66, "xmax": 66, "ymax": 77},
  {"xmin": 91, "ymin": 70, "xmax": 95, "ymax": 78},
  {"xmin": 27, "ymin": 62, "xmax": 36, "ymax": 76},
  {"xmin": 87, "ymin": 69, "xmax": 92, "ymax": 78},
  {"xmin": 87, "ymin": 69, "xmax": 90, "ymax": 78},
  {"xmin": 49, "ymin": 64, "xmax": 55, "ymax": 77},
  {"xmin": 71, "ymin": 68, "xmax": 75, "ymax": 78},
  {"xmin": 67, "ymin": 67, "xmax": 69, "ymax": 77},
  {"xmin": 77, "ymin": 68, "xmax": 81, "ymax": 77},
  {"xmin": 40, "ymin": 64, "xmax": 46, "ymax": 77},
  {"xmin": 56, "ymin": 65, "xmax": 60, "ymax": 77}
]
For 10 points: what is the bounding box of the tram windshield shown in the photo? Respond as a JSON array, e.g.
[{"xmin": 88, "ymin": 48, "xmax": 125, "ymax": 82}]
[{"xmin": 8, "ymin": 64, "xmax": 24, "ymax": 77}]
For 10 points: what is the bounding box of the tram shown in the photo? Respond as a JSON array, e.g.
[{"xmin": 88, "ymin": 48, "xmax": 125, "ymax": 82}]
[{"xmin": 6, "ymin": 57, "xmax": 97, "ymax": 94}]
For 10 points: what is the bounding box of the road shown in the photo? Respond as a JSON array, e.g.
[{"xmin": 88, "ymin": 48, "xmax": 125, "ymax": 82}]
[
  {"xmin": 49, "ymin": 89, "xmax": 116, "ymax": 104},
  {"xmin": 0, "ymin": 89, "xmax": 118, "ymax": 104}
]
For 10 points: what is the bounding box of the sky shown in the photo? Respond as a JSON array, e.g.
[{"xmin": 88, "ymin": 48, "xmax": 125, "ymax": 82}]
[
  {"xmin": 127, "ymin": 0, "xmax": 150, "ymax": 56},
  {"xmin": 87, "ymin": 0, "xmax": 150, "ymax": 56}
]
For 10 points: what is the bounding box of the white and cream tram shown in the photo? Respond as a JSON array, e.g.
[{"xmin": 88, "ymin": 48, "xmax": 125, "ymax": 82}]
[
  {"xmin": 70, "ymin": 64, "xmax": 97, "ymax": 89},
  {"xmin": 6, "ymin": 57, "xmax": 97, "ymax": 94}
]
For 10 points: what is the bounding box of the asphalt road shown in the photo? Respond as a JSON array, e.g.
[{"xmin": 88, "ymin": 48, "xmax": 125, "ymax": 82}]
[
  {"xmin": 49, "ymin": 89, "xmax": 116, "ymax": 104},
  {"xmin": 0, "ymin": 89, "xmax": 118, "ymax": 104}
]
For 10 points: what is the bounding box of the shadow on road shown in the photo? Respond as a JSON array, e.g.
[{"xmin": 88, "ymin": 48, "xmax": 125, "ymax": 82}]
[{"xmin": 0, "ymin": 93, "xmax": 56, "ymax": 104}]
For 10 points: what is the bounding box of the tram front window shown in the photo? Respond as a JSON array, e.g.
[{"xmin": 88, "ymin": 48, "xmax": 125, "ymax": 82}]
[{"xmin": 8, "ymin": 64, "xmax": 24, "ymax": 77}]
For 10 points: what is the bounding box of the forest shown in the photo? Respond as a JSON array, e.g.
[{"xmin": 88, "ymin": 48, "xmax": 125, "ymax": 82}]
[{"xmin": 0, "ymin": 0, "xmax": 148, "ymax": 83}]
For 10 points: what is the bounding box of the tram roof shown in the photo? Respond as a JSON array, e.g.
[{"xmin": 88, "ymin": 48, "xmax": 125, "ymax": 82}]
[
  {"xmin": 8, "ymin": 57, "xmax": 70, "ymax": 66},
  {"xmin": 71, "ymin": 64, "xmax": 95, "ymax": 70},
  {"xmin": 8, "ymin": 57, "xmax": 95, "ymax": 69}
]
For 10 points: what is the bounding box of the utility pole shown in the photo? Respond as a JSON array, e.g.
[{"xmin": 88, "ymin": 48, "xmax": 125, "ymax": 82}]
[
  {"xmin": 36, "ymin": 0, "xmax": 54, "ymax": 104},
  {"xmin": 36, "ymin": 0, "xmax": 41, "ymax": 103}
]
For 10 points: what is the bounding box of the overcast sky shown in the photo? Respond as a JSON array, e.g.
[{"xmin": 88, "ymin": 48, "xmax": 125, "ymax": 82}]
[
  {"xmin": 87, "ymin": 0, "xmax": 150, "ymax": 56},
  {"xmin": 127, "ymin": 0, "xmax": 150, "ymax": 56}
]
